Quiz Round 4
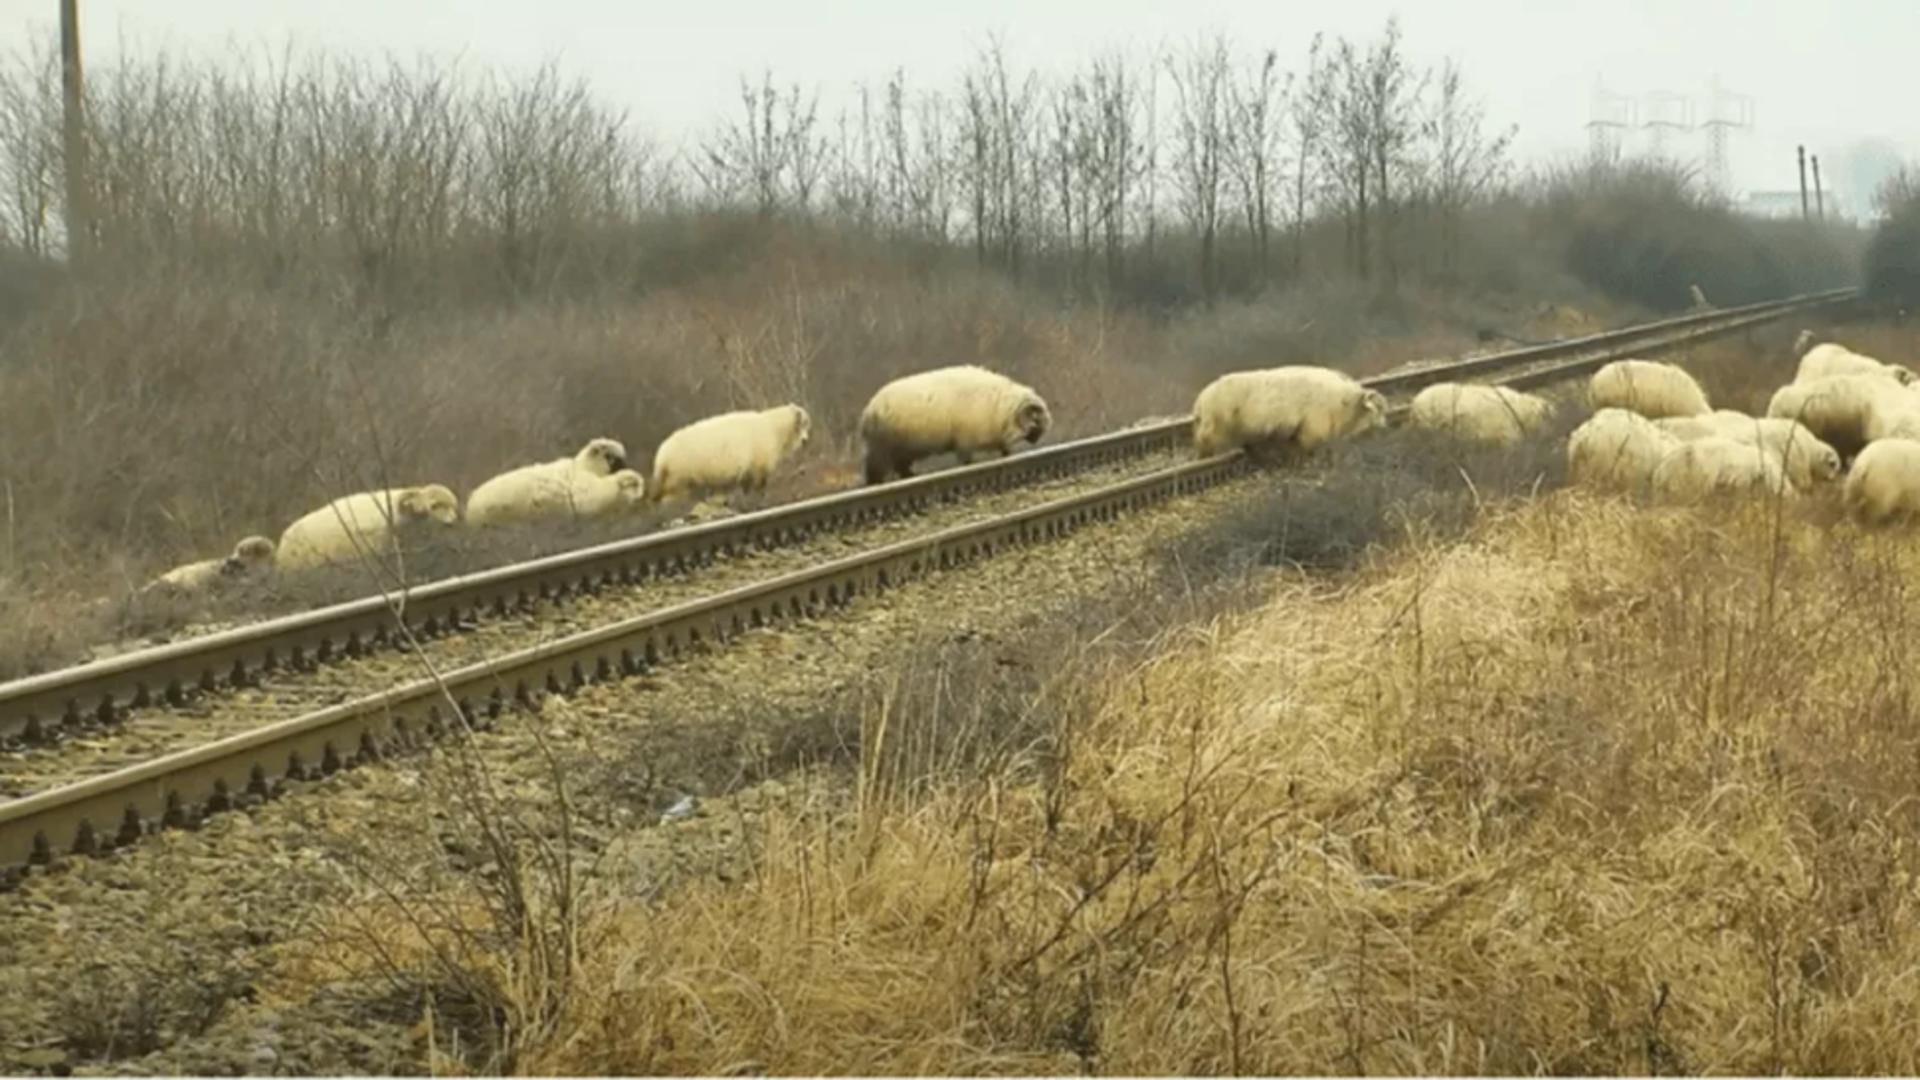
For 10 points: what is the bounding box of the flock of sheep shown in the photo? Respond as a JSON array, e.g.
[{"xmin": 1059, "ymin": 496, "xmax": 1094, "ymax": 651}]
[
  {"xmin": 145, "ymin": 364, "xmax": 1053, "ymax": 597},
  {"xmin": 1564, "ymin": 330, "xmax": 1920, "ymax": 521},
  {"xmin": 148, "ymin": 328, "xmax": 1918, "ymax": 603},
  {"xmin": 1182, "ymin": 328, "xmax": 1920, "ymax": 523}
]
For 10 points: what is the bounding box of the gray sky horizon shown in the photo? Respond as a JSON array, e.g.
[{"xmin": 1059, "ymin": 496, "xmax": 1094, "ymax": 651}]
[{"xmin": 5, "ymin": 0, "xmax": 1915, "ymax": 218}]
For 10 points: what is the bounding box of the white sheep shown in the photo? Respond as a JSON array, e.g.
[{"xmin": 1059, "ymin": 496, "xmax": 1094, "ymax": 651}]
[
  {"xmin": 1587, "ymin": 359, "xmax": 1711, "ymax": 419},
  {"xmin": 144, "ymin": 535, "xmax": 276, "ymax": 596},
  {"xmin": 1766, "ymin": 374, "xmax": 1902, "ymax": 458},
  {"xmin": 467, "ymin": 465, "xmax": 646, "ymax": 528},
  {"xmin": 1192, "ymin": 366, "xmax": 1388, "ymax": 460},
  {"xmin": 1793, "ymin": 330, "xmax": 1918, "ymax": 386},
  {"xmin": 573, "ymin": 469, "xmax": 648, "ymax": 517},
  {"xmin": 1567, "ymin": 408, "xmax": 1683, "ymax": 493},
  {"xmin": 1407, "ymin": 382, "xmax": 1555, "ymax": 446},
  {"xmin": 1845, "ymin": 438, "xmax": 1920, "ymax": 525},
  {"xmin": 1649, "ymin": 436, "xmax": 1791, "ymax": 503},
  {"xmin": 649, "ymin": 404, "xmax": 811, "ymax": 503},
  {"xmin": 464, "ymin": 438, "xmax": 633, "ymax": 528},
  {"xmin": 1652, "ymin": 414, "xmax": 1731, "ymax": 442},
  {"xmin": 276, "ymin": 485, "xmax": 460, "ymax": 572},
  {"xmin": 858, "ymin": 365, "xmax": 1051, "ymax": 484},
  {"xmin": 1655, "ymin": 412, "xmax": 1842, "ymax": 490}
]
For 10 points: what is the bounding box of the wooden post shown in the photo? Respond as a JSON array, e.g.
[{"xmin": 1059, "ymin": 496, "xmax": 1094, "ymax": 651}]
[
  {"xmin": 60, "ymin": 0, "xmax": 91, "ymax": 263},
  {"xmin": 1796, "ymin": 144, "xmax": 1809, "ymax": 222},
  {"xmin": 1812, "ymin": 154, "xmax": 1825, "ymax": 221}
]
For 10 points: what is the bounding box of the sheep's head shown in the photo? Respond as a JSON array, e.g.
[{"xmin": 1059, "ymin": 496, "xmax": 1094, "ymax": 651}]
[
  {"xmin": 1355, "ymin": 389, "xmax": 1389, "ymax": 434},
  {"xmin": 1014, "ymin": 393, "xmax": 1051, "ymax": 444},
  {"xmin": 611, "ymin": 469, "xmax": 647, "ymax": 506},
  {"xmin": 578, "ymin": 437, "xmax": 629, "ymax": 477},
  {"xmin": 1889, "ymin": 365, "xmax": 1919, "ymax": 387},
  {"xmin": 786, "ymin": 405, "xmax": 813, "ymax": 451},
  {"xmin": 1811, "ymin": 444, "xmax": 1843, "ymax": 483},
  {"xmin": 225, "ymin": 535, "xmax": 276, "ymax": 575},
  {"xmin": 403, "ymin": 485, "xmax": 460, "ymax": 525}
]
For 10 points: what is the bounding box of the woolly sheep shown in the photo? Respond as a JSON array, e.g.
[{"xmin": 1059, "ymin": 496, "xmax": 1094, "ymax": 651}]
[
  {"xmin": 1766, "ymin": 374, "xmax": 1902, "ymax": 458},
  {"xmin": 1793, "ymin": 330, "xmax": 1918, "ymax": 386},
  {"xmin": 1649, "ymin": 436, "xmax": 1791, "ymax": 503},
  {"xmin": 1407, "ymin": 382, "xmax": 1555, "ymax": 446},
  {"xmin": 1192, "ymin": 366, "xmax": 1388, "ymax": 460},
  {"xmin": 1567, "ymin": 408, "xmax": 1682, "ymax": 493},
  {"xmin": 649, "ymin": 404, "xmax": 811, "ymax": 503},
  {"xmin": 276, "ymin": 485, "xmax": 460, "ymax": 571},
  {"xmin": 858, "ymin": 365, "xmax": 1051, "ymax": 484},
  {"xmin": 1655, "ymin": 412, "xmax": 1842, "ymax": 490},
  {"xmin": 574, "ymin": 469, "xmax": 647, "ymax": 517},
  {"xmin": 1652, "ymin": 415, "xmax": 1732, "ymax": 442},
  {"xmin": 467, "ymin": 463, "xmax": 646, "ymax": 528},
  {"xmin": 144, "ymin": 535, "xmax": 276, "ymax": 596},
  {"xmin": 1587, "ymin": 359, "xmax": 1711, "ymax": 419},
  {"xmin": 463, "ymin": 438, "xmax": 634, "ymax": 527},
  {"xmin": 1845, "ymin": 438, "xmax": 1920, "ymax": 525}
]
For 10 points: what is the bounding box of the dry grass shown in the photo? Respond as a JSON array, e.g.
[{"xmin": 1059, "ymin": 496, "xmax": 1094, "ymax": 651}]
[{"xmin": 491, "ymin": 488, "xmax": 1920, "ymax": 1075}]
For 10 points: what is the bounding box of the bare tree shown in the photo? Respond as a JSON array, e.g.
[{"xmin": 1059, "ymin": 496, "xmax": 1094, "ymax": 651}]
[
  {"xmin": 0, "ymin": 43, "xmax": 62, "ymax": 256},
  {"xmin": 1423, "ymin": 58, "xmax": 1513, "ymax": 281},
  {"xmin": 695, "ymin": 71, "xmax": 824, "ymax": 217},
  {"xmin": 957, "ymin": 39, "xmax": 1040, "ymax": 276},
  {"xmin": 1047, "ymin": 72, "xmax": 1101, "ymax": 291},
  {"xmin": 1167, "ymin": 37, "xmax": 1231, "ymax": 302},
  {"xmin": 909, "ymin": 87, "xmax": 952, "ymax": 241},
  {"xmin": 826, "ymin": 82, "xmax": 878, "ymax": 228},
  {"xmin": 1358, "ymin": 18, "xmax": 1427, "ymax": 290},
  {"xmin": 1313, "ymin": 36, "xmax": 1370, "ymax": 279},
  {"xmin": 1227, "ymin": 48, "xmax": 1284, "ymax": 285},
  {"xmin": 1284, "ymin": 34, "xmax": 1327, "ymax": 277},
  {"xmin": 1314, "ymin": 19, "xmax": 1426, "ymax": 288},
  {"xmin": 1086, "ymin": 53, "xmax": 1145, "ymax": 296}
]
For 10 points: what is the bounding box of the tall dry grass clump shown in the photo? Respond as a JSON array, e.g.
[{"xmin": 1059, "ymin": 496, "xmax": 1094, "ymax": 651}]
[{"xmin": 513, "ymin": 492, "xmax": 1920, "ymax": 1074}]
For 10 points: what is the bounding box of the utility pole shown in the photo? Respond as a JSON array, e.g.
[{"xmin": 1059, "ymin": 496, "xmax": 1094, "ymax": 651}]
[
  {"xmin": 1796, "ymin": 144, "xmax": 1809, "ymax": 222},
  {"xmin": 1812, "ymin": 153, "xmax": 1826, "ymax": 221},
  {"xmin": 60, "ymin": 0, "xmax": 91, "ymax": 264}
]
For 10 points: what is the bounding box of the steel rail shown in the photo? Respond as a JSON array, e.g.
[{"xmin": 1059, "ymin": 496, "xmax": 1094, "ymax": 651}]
[
  {"xmin": 0, "ymin": 452, "xmax": 1245, "ymax": 882},
  {"xmin": 0, "ymin": 418, "xmax": 1191, "ymax": 744}
]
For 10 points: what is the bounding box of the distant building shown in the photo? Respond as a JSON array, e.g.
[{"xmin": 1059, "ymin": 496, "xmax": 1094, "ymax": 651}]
[
  {"xmin": 1742, "ymin": 190, "xmax": 1804, "ymax": 219},
  {"xmin": 1742, "ymin": 189, "xmax": 1854, "ymax": 222}
]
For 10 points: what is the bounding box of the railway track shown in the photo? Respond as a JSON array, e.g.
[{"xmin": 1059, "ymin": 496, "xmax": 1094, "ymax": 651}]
[{"xmin": 0, "ymin": 286, "xmax": 1856, "ymax": 886}]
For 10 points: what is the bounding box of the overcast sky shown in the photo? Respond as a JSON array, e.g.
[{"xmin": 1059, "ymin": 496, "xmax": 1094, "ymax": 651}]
[{"xmin": 5, "ymin": 0, "xmax": 1915, "ymax": 215}]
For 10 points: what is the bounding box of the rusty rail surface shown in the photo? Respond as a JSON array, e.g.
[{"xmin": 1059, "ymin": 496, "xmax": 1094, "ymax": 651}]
[{"xmin": 0, "ymin": 285, "xmax": 1857, "ymax": 885}]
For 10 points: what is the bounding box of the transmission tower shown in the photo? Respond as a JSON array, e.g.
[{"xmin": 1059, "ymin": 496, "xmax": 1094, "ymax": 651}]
[
  {"xmin": 1586, "ymin": 78, "xmax": 1635, "ymax": 164},
  {"xmin": 1700, "ymin": 75, "xmax": 1753, "ymax": 196},
  {"xmin": 1641, "ymin": 90, "xmax": 1694, "ymax": 162}
]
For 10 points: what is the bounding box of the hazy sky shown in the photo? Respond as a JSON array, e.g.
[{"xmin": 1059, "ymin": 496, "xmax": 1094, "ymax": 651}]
[{"xmin": 6, "ymin": 0, "xmax": 1915, "ymax": 214}]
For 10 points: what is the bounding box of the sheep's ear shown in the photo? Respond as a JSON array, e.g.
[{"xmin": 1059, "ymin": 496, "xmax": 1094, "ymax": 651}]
[{"xmin": 398, "ymin": 491, "xmax": 425, "ymax": 515}]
